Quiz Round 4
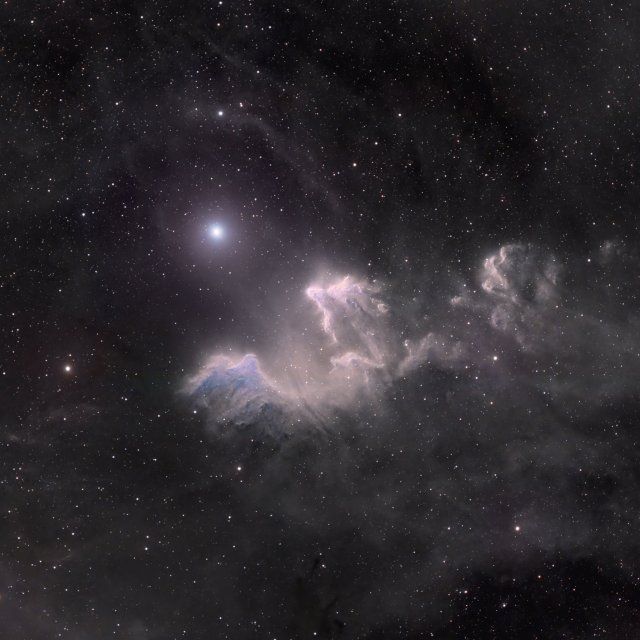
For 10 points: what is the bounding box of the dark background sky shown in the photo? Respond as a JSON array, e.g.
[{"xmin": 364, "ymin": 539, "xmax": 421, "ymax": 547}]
[{"xmin": 3, "ymin": 1, "xmax": 640, "ymax": 638}]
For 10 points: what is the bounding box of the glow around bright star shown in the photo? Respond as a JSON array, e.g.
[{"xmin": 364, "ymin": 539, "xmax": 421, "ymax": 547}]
[{"xmin": 209, "ymin": 223, "xmax": 224, "ymax": 239}]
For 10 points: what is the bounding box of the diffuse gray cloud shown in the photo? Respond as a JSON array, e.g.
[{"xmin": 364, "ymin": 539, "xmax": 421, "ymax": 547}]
[
  {"xmin": 451, "ymin": 242, "xmax": 640, "ymax": 400},
  {"xmin": 186, "ymin": 242, "xmax": 640, "ymax": 436}
]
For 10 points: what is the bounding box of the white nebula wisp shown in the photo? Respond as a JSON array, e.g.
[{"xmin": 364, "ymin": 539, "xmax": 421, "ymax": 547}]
[
  {"xmin": 187, "ymin": 274, "xmax": 450, "ymax": 435},
  {"xmin": 306, "ymin": 276, "xmax": 393, "ymax": 372}
]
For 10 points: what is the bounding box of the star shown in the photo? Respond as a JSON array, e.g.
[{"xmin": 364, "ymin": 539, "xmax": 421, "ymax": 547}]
[{"xmin": 209, "ymin": 223, "xmax": 224, "ymax": 239}]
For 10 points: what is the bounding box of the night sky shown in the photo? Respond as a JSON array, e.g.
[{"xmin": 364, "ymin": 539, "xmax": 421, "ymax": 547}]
[{"xmin": 4, "ymin": 2, "xmax": 640, "ymax": 638}]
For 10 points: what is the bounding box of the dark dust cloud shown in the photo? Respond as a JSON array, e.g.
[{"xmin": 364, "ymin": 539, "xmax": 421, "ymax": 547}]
[{"xmin": 3, "ymin": 1, "xmax": 640, "ymax": 638}]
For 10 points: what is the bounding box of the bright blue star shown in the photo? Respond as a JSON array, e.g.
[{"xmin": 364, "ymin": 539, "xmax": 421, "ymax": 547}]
[{"xmin": 209, "ymin": 224, "xmax": 224, "ymax": 239}]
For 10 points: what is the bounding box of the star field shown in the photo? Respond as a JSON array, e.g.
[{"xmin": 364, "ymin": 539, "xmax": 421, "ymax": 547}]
[{"xmin": 3, "ymin": 1, "xmax": 640, "ymax": 639}]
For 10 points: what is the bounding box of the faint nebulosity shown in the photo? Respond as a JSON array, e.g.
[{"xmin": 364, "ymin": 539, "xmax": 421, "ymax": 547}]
[
  {"xmin": 190, "ymin": 242, "xmax": 640, "ymax": 436},
  {"xmin": 4, "ymin": 2, "xmax": 640, "ymax": 639}
]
